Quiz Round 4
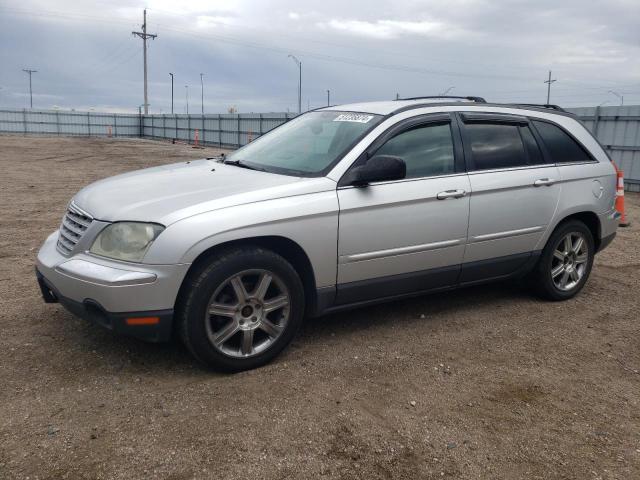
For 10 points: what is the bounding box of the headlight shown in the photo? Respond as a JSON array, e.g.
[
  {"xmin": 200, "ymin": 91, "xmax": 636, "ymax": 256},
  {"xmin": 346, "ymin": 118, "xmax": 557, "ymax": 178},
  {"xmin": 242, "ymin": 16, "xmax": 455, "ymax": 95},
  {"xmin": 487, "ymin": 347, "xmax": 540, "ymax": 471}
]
[{"xmin": 90, "ymin": 222, "xmax": 164, "ymax": 262}]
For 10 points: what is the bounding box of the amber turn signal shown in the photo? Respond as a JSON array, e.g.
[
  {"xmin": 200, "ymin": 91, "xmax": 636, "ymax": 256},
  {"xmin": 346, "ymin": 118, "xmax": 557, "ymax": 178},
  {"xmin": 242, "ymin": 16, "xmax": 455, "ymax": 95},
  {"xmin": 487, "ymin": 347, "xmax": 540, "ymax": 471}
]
[{"xmin": 125, "ymin": 316, "xmax": 160, "ymax": 326}]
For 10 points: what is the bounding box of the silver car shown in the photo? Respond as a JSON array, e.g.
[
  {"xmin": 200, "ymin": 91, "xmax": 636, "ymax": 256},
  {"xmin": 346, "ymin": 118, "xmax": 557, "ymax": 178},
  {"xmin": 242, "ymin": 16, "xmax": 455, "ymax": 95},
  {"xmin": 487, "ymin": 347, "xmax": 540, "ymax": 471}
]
[{"xmin": 36, "ymin": 96, "xmax": 620, "ymax": 371}]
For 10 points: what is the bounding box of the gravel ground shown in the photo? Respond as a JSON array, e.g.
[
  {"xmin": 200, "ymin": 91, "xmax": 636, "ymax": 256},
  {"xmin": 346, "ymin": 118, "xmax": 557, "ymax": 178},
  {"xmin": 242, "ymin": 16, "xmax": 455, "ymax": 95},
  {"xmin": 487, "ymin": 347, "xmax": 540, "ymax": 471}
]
[{"xmin": 0, "ymin": 135, "xmax": 639, "ymax": 480}]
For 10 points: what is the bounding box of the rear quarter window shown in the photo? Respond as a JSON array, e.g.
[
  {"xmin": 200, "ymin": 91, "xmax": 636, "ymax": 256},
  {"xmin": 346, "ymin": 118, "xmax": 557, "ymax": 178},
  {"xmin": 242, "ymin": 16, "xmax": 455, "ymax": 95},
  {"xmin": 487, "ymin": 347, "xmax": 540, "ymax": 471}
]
[{"xmin": 532, "ymin": 120, "xmax": 593, "ymax": 163}]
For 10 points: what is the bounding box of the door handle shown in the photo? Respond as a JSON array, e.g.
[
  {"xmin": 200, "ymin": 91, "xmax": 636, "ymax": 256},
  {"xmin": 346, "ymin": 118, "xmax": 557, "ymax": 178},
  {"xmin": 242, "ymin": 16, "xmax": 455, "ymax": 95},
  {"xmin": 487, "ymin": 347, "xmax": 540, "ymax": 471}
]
[
  {"xmin": 436, "ymin": 189, "xmax": 466, "ymax": 200},
  {"xmin": 534, "ymin": 178, "xmax": 556, "ymax": 187}
]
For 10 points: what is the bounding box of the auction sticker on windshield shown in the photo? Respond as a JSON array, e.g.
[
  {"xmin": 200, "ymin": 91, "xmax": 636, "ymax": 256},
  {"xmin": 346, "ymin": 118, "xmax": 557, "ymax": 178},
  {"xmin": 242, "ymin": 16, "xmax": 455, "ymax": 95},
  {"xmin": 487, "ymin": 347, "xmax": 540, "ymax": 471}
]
[{"xmin": 333, "ymin": 113, "xmax": 374, "ymax": 123}]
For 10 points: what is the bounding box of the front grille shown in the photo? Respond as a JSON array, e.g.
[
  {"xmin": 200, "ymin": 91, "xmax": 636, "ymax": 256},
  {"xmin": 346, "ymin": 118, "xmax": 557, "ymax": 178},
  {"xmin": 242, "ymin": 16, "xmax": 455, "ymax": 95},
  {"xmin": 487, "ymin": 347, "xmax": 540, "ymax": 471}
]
[{"xmin": 57, "ymin": 203, "xmax": 93, "ymax": 255}]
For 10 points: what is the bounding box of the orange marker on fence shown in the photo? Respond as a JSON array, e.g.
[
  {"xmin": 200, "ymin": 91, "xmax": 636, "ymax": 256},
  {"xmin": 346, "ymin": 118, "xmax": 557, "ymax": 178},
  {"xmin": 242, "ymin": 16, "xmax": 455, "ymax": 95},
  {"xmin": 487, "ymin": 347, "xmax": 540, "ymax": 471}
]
[{"xmin": 614, "ymin": 165, "xmax": 630, "ymax": 227}]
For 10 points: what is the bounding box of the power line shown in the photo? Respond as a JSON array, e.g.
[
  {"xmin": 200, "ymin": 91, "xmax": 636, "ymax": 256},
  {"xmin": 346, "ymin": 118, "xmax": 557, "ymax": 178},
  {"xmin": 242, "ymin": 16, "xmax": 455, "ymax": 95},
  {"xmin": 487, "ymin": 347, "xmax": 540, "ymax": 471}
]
[{"xmin": 132, "ymin": 9, "xmax": 156, "ymax": 114}]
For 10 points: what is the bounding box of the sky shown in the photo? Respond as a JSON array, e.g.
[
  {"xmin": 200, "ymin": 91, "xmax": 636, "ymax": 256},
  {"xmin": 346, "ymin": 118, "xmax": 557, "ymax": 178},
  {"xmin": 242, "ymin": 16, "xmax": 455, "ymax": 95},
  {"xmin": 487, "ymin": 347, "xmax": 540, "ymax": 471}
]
[{"xmin": 0, "ymin": 0, "xmax": 639, "ymax": 113}]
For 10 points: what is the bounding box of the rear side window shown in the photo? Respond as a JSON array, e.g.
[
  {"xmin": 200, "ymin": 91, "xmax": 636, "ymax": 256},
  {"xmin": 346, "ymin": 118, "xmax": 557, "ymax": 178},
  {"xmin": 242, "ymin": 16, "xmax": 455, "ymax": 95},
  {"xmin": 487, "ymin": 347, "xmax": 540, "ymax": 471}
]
[
  {"xmin": 532, "ymin": 120, "xmax": 592, "ymax": 163},
  {"xmin": 374, "ymin": 123, "xmax": 455, "ymax": 178},
  {"xmin": 464, "ymin": 123, "xmax": 527, "ymax": 170}
]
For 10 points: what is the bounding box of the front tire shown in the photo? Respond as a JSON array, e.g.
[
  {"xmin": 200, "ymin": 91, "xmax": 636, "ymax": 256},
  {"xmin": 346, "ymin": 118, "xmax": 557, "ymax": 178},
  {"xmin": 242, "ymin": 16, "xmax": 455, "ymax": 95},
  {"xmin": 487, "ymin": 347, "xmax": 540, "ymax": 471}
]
[
  {"xmin": 531, "ymin": 220, "xmax": 595, "ymax": 301},
  {"xmin": 177, "ymin": 247, "xmax": 305, "ymax": 372}
]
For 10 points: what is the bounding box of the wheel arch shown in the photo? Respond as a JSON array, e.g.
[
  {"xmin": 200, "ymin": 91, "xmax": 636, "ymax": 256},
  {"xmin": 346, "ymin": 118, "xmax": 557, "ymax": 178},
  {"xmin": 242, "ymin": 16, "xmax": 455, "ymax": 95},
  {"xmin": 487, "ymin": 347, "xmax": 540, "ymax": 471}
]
[
  {"xmin": 547, "ymin": 210, "xmax": 602, "ymax": 251},
  {"xmin": 175, "ymin": 235, "xmax": 319, "ymax": 317}
]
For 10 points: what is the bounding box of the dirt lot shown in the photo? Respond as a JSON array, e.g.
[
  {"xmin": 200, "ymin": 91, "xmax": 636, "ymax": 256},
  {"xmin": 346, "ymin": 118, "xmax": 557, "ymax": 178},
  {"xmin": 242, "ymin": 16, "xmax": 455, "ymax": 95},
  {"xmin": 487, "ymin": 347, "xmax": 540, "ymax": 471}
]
[{"xmin": 0, "ymin": 135, "xmax": 639, "ymax": 480}]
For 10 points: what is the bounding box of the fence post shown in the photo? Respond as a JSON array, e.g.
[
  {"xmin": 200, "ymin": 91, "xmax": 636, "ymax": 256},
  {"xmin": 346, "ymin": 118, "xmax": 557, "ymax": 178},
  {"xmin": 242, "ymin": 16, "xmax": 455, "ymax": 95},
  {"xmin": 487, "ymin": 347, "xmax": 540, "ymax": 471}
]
[
  {"xmin": 56, "ymin": 110, "xmax": 60, "ymax": 136},
  {"xmin": 113, "ymin": 114, "xmax": 118, "ymax": 137},
  {"xmin": 22, "ymin": 108, "xmax": 27, "ymax": 135},
  {"xmin": 188, "ymin": 114, "xmax": 191, "ymax": 144},
  {"xmin": 202, "ymin": 114, "xmax": 206, "ymax": 146},
  {"xmin": 218, "ymin": 114, "xmax": 222, "ymax": 148},
  {"xmin": 259, "ymin": 113, "xmax": 263, "ymax": 137},
  {"xmin": 237, "ymin": 114, "xmax": 241, "ymax": 147},
  {"xmin": 175, "ymin": 114, "xmax": 178, "ymax": 140},
  {"xmin": 593, "ymin": 105, "xmax": 601, "ymax": 138},
  {"xmin": 87, "ymin": 111, "xmax": 91, "ymax": 136},
  {"xmin": 163, "ymin": 115, "xmax": 166, "ymax": 140}
]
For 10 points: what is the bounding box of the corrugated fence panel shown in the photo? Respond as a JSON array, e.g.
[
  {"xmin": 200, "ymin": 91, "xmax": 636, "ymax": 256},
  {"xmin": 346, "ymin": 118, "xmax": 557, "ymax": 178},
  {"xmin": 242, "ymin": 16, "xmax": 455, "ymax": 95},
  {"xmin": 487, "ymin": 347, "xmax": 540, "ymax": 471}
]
[
  {"xmin": 0, "ymin": 109, "xmax": 141, "ymax": 137},
  {"xmin": 567, "ymin": 105, "xmax": 640, "ymax": 190},
  {"xmin": 141, "ymin": 112, "xmax": 299, "ymax": 147},
  {"xmin": 0, "ymin": 109, "xmax": 298, "ymax": 147}
]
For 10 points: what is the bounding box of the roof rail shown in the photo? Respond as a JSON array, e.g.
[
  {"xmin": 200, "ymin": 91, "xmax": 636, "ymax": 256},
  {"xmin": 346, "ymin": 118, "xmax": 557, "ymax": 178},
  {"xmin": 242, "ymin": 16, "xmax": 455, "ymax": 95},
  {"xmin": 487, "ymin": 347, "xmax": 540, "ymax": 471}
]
[
  {"xmin": 396, "ymin": 95, "xmax": 487, "ymax": 103},
  {"xmin": 510, "ymin": 103, "xmax": 566, "ymax": 112}
]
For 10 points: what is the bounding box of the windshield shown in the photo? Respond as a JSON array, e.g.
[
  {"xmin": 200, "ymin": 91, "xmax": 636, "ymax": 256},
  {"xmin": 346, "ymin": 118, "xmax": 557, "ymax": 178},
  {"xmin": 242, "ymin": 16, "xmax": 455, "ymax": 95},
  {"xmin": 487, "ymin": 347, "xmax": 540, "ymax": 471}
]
[{"xmin": 225, "ymin": 111, "xmax": 383, "ymax": 176}]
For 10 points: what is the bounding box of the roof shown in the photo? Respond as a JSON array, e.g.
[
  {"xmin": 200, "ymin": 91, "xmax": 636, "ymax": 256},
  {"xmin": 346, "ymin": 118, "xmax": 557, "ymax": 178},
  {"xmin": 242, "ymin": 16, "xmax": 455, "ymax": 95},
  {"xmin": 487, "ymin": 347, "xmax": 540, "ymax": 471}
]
[
  {"xmin": 318, "ymin": 98, "xmax": 573, "ymax": 118},
  {"xmin": 319, "ymin": 98, "xmax": 478, "ymax": 115}
]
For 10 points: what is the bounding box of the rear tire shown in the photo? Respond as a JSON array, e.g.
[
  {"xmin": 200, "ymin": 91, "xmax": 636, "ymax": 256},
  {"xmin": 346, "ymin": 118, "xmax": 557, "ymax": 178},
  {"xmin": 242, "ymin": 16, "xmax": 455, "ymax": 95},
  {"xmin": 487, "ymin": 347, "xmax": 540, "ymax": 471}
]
[
  {"xmin": 177, "ymin": 247, "xmax": 305, "ymax": 372},
  {"xmin": 531, "ymin": 220, "xmax": 595, "ymax": 301}
]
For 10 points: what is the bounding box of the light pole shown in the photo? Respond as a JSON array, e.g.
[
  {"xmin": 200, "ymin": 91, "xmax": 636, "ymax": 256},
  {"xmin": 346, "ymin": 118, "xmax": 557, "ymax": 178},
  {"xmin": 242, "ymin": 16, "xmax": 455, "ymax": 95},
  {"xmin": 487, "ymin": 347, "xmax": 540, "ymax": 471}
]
[
  {"xmin": 608, "ymin": 90, "xmax": 624, "ymax": 106},
  {"xmin": 439, "ymin": 86, "xmax": 454, "ymax": 96},
  {"xmin": 185, "ymin": 85, "xmax": 189, "ymax": 114},
  {"xmin": 327, "ymin": 89, "xmax": 330, "ymax": 106},
  {"xmin": 200, "ymin": 73, "xmax": 204, "ymax": 115},
  {"xmin": 288, "ymin": 54, "xmax": 302, "ymax": 114},
  {"xmin": 169, "ymin": 73, "xmax": 174, "ymax": 114},
  {"xmin": 22, "ymin": 69, "xmax": 37, "ymax": 109}
]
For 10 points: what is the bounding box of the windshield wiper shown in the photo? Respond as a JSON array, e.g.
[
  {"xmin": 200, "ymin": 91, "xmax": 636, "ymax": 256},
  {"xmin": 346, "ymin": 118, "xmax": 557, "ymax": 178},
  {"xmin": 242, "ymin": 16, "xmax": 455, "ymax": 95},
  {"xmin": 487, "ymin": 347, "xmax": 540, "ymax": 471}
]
[{"xmin": 221, "ymin": 159, "xmax": 267, "ymax": 172}]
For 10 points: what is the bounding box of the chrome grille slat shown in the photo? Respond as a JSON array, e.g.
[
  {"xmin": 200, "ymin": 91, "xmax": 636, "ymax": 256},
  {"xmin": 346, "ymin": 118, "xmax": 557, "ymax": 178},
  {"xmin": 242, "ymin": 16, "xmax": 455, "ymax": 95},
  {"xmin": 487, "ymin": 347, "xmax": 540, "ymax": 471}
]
[
  {"xmin": 62, "ymin": 217, "xmax": 86, "ymax": 235},
  {"xmin": 66, "ymin": 212, "xmax": 91, "ymax": 228},
  {"xmin": 58, "ymin": 234, "xmax": 75, "ymax": 250},
  {"xmin": 56, "ymin": 203, "xmax": 93, "ymax": 255}
]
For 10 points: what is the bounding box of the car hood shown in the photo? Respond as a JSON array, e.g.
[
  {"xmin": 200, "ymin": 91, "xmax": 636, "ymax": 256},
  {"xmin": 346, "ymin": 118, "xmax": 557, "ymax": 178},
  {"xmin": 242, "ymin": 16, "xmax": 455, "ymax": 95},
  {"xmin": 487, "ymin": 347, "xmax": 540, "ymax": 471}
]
[{"xmin": 72, "ymin": 159, "xmax": 336, "ymax": 225}]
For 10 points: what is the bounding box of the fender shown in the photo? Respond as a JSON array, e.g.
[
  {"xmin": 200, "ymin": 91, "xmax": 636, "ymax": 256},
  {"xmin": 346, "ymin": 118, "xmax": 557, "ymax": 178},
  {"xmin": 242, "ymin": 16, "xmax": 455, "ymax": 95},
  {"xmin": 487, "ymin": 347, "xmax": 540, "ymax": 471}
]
[{"xmin": 144, "ymin": 190, "xmax": 340, "ymax": 289}]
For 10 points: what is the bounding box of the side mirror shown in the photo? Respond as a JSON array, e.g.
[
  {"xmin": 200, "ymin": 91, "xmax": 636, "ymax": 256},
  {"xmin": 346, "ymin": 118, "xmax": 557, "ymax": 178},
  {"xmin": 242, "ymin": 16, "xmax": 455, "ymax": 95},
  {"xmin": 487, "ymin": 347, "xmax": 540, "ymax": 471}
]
[{"xmin": 344, "ymin": 155, "xmax": 406, "ymax": 186}]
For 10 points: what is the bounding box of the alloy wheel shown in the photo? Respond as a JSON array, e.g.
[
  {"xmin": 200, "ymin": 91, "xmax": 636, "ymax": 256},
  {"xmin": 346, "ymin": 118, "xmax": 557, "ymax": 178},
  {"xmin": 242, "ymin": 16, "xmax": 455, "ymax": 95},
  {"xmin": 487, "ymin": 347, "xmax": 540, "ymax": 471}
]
[
  {"xmin": 550, "ymin": 232, "xmax": 589, "ymax": 292},
  {"xmin": 205, "ymin": 269, "xmax": 290, "ymax": 358}
]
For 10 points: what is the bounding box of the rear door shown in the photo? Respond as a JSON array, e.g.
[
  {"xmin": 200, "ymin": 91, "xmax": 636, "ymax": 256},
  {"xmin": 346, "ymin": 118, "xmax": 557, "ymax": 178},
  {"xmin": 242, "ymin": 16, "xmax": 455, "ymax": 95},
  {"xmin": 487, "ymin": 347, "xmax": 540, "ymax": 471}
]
[{"xmin": 458, "ymin": 112, "xmax": 561, "ymax": 283}]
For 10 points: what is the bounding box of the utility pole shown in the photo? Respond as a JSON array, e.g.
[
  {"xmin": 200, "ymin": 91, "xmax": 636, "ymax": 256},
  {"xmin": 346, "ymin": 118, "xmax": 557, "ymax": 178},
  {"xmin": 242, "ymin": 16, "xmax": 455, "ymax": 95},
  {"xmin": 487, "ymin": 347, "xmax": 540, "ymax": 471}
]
[
  {"xmin": 132, "ymin": 9, "xmax": 157, "ymax": 115},
  {"xmin": 200, "ymin": 73, "xmax": 204, "ymax": 114},
  {"xmin": 327, "ymin": 89, "xmax": 330, "ymax": 106},
  {"xmin": 288, "ymin": 54, "xmax": 302, "ymax": 114},
  {"xmin": 169, "ymin": 73, "xmax": 174, "ymax": 114},
  {"xmin": 22, "ymin": 69, "xmax": 37, "ymax": 108},
  {"xmin": 395, "ymin": 93, "xmax": 400, "ymax": 100},
  {"xmin": 185, "ymin": 85, "xmax": 189, "ymax": 114},
  {"xmin": 544, "ymin": 70, "xmax": 556, "ymax": 104}
]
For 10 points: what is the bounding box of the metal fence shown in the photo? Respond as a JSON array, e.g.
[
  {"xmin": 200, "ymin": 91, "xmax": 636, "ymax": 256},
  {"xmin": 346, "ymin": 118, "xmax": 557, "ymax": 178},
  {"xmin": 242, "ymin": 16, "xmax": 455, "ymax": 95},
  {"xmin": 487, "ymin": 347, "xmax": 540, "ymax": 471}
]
[
  {"xmin": 1, "ymin": 106, "xmax": 639, "ymax": 190},
  {"xmin": 141, "ymin": 112, "xmax": 297, "ymax": 148},
  {"xmin": 0, "ymin": 108, "xmax": 140, "ymax": 137},
  {"xmin": 567, "ymin": 105, "xmax": 640, "ymax": 192}
]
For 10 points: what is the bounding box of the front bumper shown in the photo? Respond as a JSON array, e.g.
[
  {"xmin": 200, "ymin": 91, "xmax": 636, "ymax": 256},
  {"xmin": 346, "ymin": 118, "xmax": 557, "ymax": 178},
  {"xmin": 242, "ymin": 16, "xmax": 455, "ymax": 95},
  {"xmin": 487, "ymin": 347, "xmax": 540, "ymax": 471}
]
[
  {"xmin": 37, "ymin": 269, "xmax": 174, "ymax": 342},
  {"xmin": 36, "ymin": 230, "xmax": 191, "ymax": 342}
]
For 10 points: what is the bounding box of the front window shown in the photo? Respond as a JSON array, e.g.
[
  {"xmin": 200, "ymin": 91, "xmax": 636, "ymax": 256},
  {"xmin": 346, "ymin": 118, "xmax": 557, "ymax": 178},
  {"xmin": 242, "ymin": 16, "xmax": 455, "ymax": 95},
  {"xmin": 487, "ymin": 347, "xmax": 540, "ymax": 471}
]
[{"xmin": 226, "ymin": 111, "xmax": 383, "ymax": 176}]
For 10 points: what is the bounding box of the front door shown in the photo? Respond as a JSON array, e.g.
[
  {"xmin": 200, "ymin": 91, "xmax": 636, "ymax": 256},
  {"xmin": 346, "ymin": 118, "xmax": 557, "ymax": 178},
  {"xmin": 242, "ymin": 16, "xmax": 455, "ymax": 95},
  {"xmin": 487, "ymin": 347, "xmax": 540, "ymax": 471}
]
[{"xmin": 336, "ymin": 114, "xmax": 471, "ymax": 305}]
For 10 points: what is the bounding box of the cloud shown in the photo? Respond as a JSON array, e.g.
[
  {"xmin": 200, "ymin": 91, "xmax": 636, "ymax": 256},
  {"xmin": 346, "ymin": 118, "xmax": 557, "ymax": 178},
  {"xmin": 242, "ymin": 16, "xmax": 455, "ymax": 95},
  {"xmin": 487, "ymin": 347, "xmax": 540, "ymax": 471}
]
[
  {"xmin": 0, "ymin": 0, "xmax": 638, "ymax": 112},
  {"xmin": 318, "ymin": 18, "xmax": 459, "ymax": 40}
]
